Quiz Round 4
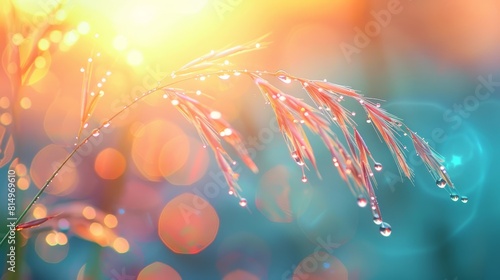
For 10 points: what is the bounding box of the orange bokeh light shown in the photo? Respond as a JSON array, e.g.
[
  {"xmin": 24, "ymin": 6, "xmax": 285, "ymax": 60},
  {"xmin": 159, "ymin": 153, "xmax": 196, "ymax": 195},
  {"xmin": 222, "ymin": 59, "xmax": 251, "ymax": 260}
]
[
  {"xmin": 158, "ymin": 193, "xmax": 219, "ymax": 254},
  {"xmin": 94, "ymin": 147, "xmax": 127, "ymax": 180},
  {"xmin": 30, "ymin": 144, "xmax": 79, "ymax": 196},
  {"xmin": 138, "ymin": 262, "xmax": 182, "ymax": 280}
]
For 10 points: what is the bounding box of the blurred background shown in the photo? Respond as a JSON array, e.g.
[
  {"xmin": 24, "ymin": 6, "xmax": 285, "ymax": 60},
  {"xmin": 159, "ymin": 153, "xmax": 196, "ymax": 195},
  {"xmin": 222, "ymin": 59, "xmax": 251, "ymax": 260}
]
[{"xmin": 1, "ymin": 0, "xmax": 500, "ymax": 279}]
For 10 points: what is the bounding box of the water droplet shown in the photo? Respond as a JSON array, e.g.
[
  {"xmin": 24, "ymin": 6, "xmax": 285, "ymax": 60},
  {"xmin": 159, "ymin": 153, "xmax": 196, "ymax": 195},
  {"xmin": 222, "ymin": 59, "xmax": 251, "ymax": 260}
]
[
  {"xmin": 357, "ymin": 196, "xmax": 367, "ymax": 208},
  {"xmin": 450, "ymin": 193, "xmax": 459, "ymax": 202},
  {"xmin": 376, "ymin": 103, "xmax": 381, "ymax": 108},
  {"xmin": 171, "ymin": 99, "xmax": 179, "ymax": 106},
  {"xmin": 199, "ymin": 76, "xmax": 206, "ymax": 81},
  {"xmin": 436, "ymin": 178, "xmax": 446, "ymax": 188},
  {"xmin": 83, "ymin": 123, "xmax": 89, "ymax": 129},
  {"xmin": 103, "ymin": 121, "xmax": 110, "ymax": 128},
  {"xmin": 373, "ymin": 214, "xmax": 382, "ymax": 225},
  {"xmin": 301, "ymin": 175, "xmax": 308, "ymax": 183},
  {"xmin": 210, "ymin": 111, "xmax": 221, "ymax": 119},
  {"xmin": 163, "ymin": 94, "xmax": 168, "ymax": 99},
  {"xmin": 233, "ymin": 71, "xmax": 241, "ymax": 76},
  {"xmin": 239, "ymin": 198, "xmax": 247, "ymax": 207},
  {"xmin": 366, "ymin": 119, "xmax": 372, "ymax": 123},
  {"xmin": 379, "ymin": 222, "xmax": 392, "ymax": 237},
  {"xmin": 228, "ymin": 189, "xmax": 234, "ymax": 196},
  {"xmin": 460, "ymin": 196, "xmax": 468, "ymax": 203},
  {"xmin": 218, "ymin": 73, "xmax": 231, "ymax": 80},
  {"xmin": 374, "ymin": 162, "xmax": 383, "ymax": 172},
  {"xmin": 291, "ymin": 151, "xmax": 304, "ymax": 166},
  {"xmin": 351, "ymin": 112, "xmax": 356, "ymax": 116},
  {"xmin": 196, "ymin": 90, "xmax": 202, "ymax": 95},
  {"xmin": 277, "ymin": 72, "xmax": 291, "ymax": 84},
  {"xmin": 92, "ymin": 129, "xmax": 100, "ymax": 137},
  {"xmin": 80, "ymin": 67, "xmax": 85, "ymax": 73},
  {"xmin": 359, "ymin": 99, "xmax": 364, "ymax": 105}
]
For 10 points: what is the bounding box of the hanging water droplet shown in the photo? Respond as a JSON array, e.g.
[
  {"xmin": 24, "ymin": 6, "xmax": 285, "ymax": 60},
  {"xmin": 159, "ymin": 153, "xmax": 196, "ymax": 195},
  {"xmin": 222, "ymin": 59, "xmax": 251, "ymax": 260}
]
[
  {"xmin": 366, "ymin": 119, "xmax": 372, "ymax": 123},
  {"xmin": 373, "ymin": 214, "xmax": 382, "ymax": 225},
  {"xmin": 83, "ymin": 122, "xmax": 89, "ymax": 129},
  {"xmin": 277, "ymin": 73, "xmax": 291, "ymax": 84},
  {"xmin": 218, "ymin": 73, "xmax": 231, "ymax": 80},
  {"xmin": 450, "ymin": 193, "xmax": 459, "ymax": 202},
  {"xmin": 301, "ymin": 175, "xmax": 308, "ymax": 183},
  {"xmin": 239, "ymin": 198, "xmax": 247, "ymax": 207},
  {"xmin": 357, "ymin": 196, "xmax": 367, "ymax": 208},
  {"xmin": 228, "ymin": 188, "xmax": 234, "ymax": 196},
  {"xmin": 291, "ymin": 151, "xmax": 304, "ymax": 166},
  {"xmin": 374, "ymin": 162, "xmax": 383, "ymax": 172},
  {"xmin": 436, "ymin": 178, "xmax": 446, "ymax": 188},
  {"xmin": 376, "ymin": 103, "xmax": 381, "ymax": 108},
  {"xmin": 460, "ymin": 196, "xmax": 469, "ymax": 203},
  {"xmin": 351, "ymin": 111, "xmax": 356, "ymax": 116},
  {"xmin": 103, "ymin": 121, "xmax": 111, "ymax": 128},
  {"xmin": 92, "ymin": 129, "xmax": 100, "ymax": 137},
  {"xmin": 379, "ymin": 222, "xmax": 392, "ymax": 237}
]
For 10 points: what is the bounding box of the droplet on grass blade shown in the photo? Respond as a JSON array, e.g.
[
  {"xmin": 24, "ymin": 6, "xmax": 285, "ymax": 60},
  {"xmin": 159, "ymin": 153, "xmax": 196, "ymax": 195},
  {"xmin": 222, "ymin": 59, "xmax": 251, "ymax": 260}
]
[
  {"xmin": 301, "ymin": 175, "xmax": 308, "ymax": 183},
  {"xmin": 450, "ymin": 193, "xmax": 459, "ymax": 202},
  {"xmin": 460, "ymin": 196, "xmax": 469, "ymax": 203},
  {"xmin": 436, "ymin": 178, "xmax": 447, "ymax": 188},
  {"xmin": 239, "ymin": 198, "xmax": 247, "ymax": 207},
  {"xmin": 379, "ymin": 222, "xmax": 392, "ymax": 237},
  {"xmin": 92, "ymin": 129, "xmax": 100, "ymax": 137},
  {"xmin": 373, "ymin": 214, "xmax": 382, "ymax": 225},
  {"xmin": 357, "ymin": 196, "xmax": 368, "ymax": 208},
  {"xmin": 374, "ymin": 162, "xmax": 383, "ymax": 172},
  {"xmin": 218, "ymin": 73, "xmax": 231, "ymax": 80}
]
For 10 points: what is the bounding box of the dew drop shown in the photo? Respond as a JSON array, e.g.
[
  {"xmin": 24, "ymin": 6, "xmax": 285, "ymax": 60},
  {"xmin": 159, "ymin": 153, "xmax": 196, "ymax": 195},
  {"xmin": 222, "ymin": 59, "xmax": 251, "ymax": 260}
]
[
  {"xmin": 228, "ymin": 188, "xmax": 234, "ymax": 196},
  {"xmin": 92, "ymin": 129, "xmax": 100, "ymax": 137},
  {"xmin": 366, "ymin": 119, "xmax": 372, "ymax": 123},
  {"xmin": 83, "ymin": 123, "xmax": 89, "ymax": 129},
  {"xmin": 301, "ymin": 175, "xmax": 308, "ymax": 183},
  {"xmin": 291, "ymin": 151, "xmax": 304, "ymax": 166},
  {"xmin": 351, "ymin": 112, "xmax": 356, "ymax": 116},
  {"xmin": 374, "ymin": 162, "xmax": 383, "ymax": 172},
  {"xmin": 450, "ymin": 193, "xmax": 459, "ymax": 202},
  {"xmin": 373, "ymin": 214, "xmax": 382, "ymax": 225},
  {"xmin": 171, "ymin": 99, "xmax": 179, "ymax": 106},
  {"xmin": 277, "ymin": 73, "xmax": 291, "ymax": 84},
  {"xmin": 379, "ymin": 222, "xmax": 392, "ymax": 237},
  {"xmin": 357, "ymin": 196, "xmax": 367, "ymax": 208},
  {"xmin": 218, "ymin": 73, "xmax": 231, "ymax": 80},
  {"xmin": 376, "ymin": 103, "xmax": 381, "ymax": 108},
  {"xmin": 239, "ymin": 198, "xmax": 247, "ymax": 207},
  {"xmin": 460, "ymin": 196, "xmax": 469, "ymax": 203},
  {"xmin": 436, "ymin": 178, "xmax": 446, "ymax": 188},
  {"xmin": 103, "ymin": 121, "xmax": 110, "ymax": 128}
]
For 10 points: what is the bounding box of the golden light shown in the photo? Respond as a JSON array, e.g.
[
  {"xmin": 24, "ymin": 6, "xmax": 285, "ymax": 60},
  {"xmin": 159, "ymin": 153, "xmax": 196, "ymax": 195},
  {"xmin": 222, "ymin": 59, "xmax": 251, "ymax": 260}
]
[
  {"xmin": 162, "ymin": 0, "xmax": 208, "ymax": 14},
  {"xmin": 0, "ymin": 97, "xmax": 9, "ymax": 109},
  {"xmin": 126, "ymin": 50, "xmax": 143, "ymax": 66},
  {"xmin": 113, "ymin": 35, "xmax": 128, "ymax": 51},
  {"xmin": 0, "ymin": 113, "xmax": 12, "ymax": 125},
  {"xmin": 113, "ymin": 237, "xmax": 129, "ymax": 253},
  {"xmin": 17, "ymin": 177, "xmax": 30, "ymax": 190},
  {"xmin": 14, "ymin": 163, "xmax": 27, "ymax": 176},
  {"xmin": 11, "ymin": 33, "xmax": 23, "ymax": 45},
  {"xmin": 34, "ymin": 56, "xmax": 46, "ymax": 68},
  {"xmin": 20, "ymin": 97, "xmax": 32, "ymax": 109},
  {"xmin": 77, "ymin": 21, "xmax": 91, "ymax": 35},
  {"xmin": 82, "ymin": 206, "xmax": 96, "ymax": 220},
  {"xmin": 35, "ymin": 232, "xmax": 69, "ymax": 263},
  {"xmin": 103, "ymin": 214, "xmax": 118, "ymax": 228},
  {"xmin": 37, "ymin": 38, "xmax": 50, "ymax": 51},
  {"xmin": 89, "ymin": 222, "xmax": 104, "ymax": 236},
  {"xmin": 49, "ymin": 30, "xmax": 63, "ymax": 43},
  {"xmin": 33, "ymin": 205, "xmax": 47, "ymax": 219}
]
